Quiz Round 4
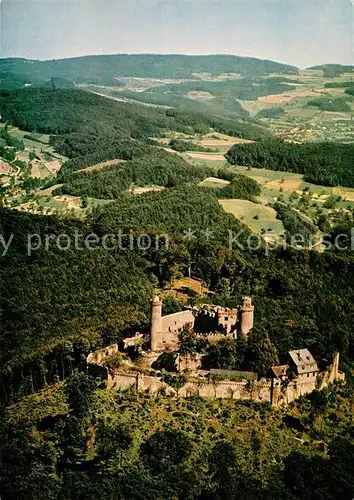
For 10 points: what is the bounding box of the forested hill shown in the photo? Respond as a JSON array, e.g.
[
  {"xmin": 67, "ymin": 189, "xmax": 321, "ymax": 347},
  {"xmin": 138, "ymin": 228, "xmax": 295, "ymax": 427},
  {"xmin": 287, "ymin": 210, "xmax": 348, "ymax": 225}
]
[
  {"xmin": 226, "ymin": 138, "xmax": 354, "ymax": 188},
  {"xmin": 307, "ymin": 63, "xmax": 354, "ymax": 78},
  {"xmin": 0, "ymin": 87, "xmax": 269, "ymax": 158},
  {"xmin": 0, "ymin": 54, "xmax": 298, "ymax": 84}
]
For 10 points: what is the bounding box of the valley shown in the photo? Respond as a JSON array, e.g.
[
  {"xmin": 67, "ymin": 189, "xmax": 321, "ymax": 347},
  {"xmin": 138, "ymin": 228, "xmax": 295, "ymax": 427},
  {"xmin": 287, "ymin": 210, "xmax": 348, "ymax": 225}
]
[
  {"xmin": 1, "ymin": 103, "xmax": 353, "ymax": 248},
  {"xmin": 0, "ymin": 53, "xmax": 354, "ymax": 500}
]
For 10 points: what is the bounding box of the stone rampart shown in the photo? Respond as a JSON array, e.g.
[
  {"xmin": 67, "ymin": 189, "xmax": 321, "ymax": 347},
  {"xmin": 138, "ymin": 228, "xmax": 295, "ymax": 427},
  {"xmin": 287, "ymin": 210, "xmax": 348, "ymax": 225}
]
[{"xmin": 87, "ymin": 346, "xmax": 345, "ymax": 407}]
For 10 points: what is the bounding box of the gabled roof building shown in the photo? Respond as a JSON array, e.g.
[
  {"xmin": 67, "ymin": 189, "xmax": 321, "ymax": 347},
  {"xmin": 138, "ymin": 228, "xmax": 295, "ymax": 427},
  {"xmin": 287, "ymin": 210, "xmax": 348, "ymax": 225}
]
[{"xmin": 288, "ymin": 349, "xmax": 319, "ymax": 376}]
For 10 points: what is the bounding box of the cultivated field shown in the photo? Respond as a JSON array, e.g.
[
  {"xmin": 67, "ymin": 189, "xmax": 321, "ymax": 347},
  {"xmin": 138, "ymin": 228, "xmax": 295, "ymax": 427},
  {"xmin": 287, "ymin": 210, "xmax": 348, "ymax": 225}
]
[
  {"xmin": 258, "ymin": 89, "xmax": 319, "ymax": 104},
  {"xmin": 187, "ymin": 152, "xmax": 226, "ymax": 161},
  {"xmin": 0, "ymin": 159, "xmax": 13, "ymax": 174},
  {"xmin": 197, "ymin": 133, "xmax": 254, "ymax": 148}
]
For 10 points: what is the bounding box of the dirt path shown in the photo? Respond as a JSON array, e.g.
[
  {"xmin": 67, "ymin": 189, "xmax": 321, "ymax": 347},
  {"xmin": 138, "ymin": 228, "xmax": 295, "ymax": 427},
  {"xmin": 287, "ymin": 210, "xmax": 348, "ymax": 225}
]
[
  {"xmin": 187, "ymin": 153, "xmax": 226, "ymax": 161},
  {"xmin": 38, "ymin": 184, "xmax": 64, "ymax": 196}
]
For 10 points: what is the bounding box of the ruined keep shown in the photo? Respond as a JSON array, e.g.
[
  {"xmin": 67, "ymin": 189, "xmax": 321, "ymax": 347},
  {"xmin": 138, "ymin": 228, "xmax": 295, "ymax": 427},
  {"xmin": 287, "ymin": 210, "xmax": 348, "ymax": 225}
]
[
  {"xmin": 150, "ymin": 295, "xmax": 195, "ymax": 351},
  {"xmin": 240, "ymin": 296, "xmax": 254, "ymax": 340}
]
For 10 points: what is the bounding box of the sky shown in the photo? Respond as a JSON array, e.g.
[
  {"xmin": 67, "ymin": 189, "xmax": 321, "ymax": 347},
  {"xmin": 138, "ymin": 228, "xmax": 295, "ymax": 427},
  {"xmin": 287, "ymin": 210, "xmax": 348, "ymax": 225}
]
[{"xmin": 0, "ymin": 0, "xmax": 353, "ymax": 68}]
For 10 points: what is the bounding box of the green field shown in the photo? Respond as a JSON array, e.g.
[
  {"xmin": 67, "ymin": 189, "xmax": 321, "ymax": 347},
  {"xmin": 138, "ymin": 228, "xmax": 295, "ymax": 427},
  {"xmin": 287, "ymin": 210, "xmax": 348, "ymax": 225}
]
[
  {"xmin": 188, "ymin": 150, "xmax": 354, "ymax": 239},
  {"xmin": 219, "ymin": 198, "xmax": 284, "ymax": 237},
  {"xmin": 199, "ymin": 177, "xmax": 230, "ymax": 188},
  {"xmin": 0, "ymin": 123, "xmax": 67, "ymax": 162}
]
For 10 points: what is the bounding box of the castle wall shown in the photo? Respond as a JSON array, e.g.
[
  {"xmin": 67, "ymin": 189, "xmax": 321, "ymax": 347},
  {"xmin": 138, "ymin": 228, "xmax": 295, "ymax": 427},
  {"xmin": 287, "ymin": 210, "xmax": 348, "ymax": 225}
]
[
  {"xmin": 87, "ymin": 344, "xmax": 119, "ymax": 365},
  {"xmin": 137, "ymin": 374, "xmax": 176, "ymax": 396},
  {"xmin": 178, "ymin": 378, "xmax": 272, "ymax": 402},
  {"xmin": 108, "ymin": 371, "xmax": 176, "ymax": 396},
  {"xmin": 217, "ymin": 308, "xmax": 237, "ymax": 334},
  {"xmin": 161, "ymin": 310, "xmax": 195, "ymax": 334},
  {"xmin": 87, "ymin": 346, "xmax": 345, "ymax": 408},
  {"xmin": 195, "ymin": 332, "xmax": 234, "ymax": 341},
  {"xmin": 319, "ymin": 352, "xmax": 345, "ymax": 387},
  {"xmin": 151, "ymin": 297, "xmax": 163, "ymax": 351},
  {"xmin": 149, "ymin": 310, "xmax": 195, "ymax": 351},
  {"xmin": 91, "ymin": 364, "xmax": 344, "ymax": 407},
  {"xmin": 178, "ymin": 353, "xmax": 203, "ymax": 373},
  {"xmin": 108, "ymin": 372, "xmax": 137, "ymax": 390}
]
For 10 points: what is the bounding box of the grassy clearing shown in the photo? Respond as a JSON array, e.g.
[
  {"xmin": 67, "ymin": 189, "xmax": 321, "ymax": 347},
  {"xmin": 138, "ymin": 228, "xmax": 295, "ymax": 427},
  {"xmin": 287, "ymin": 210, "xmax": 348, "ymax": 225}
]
[
  {"xmin": 332, "ymin": 186, "xmax": 354, "ymax": 202},
  {"xmin": 157, "ymin": 132, "xmax": 254, "ymax": 154},
  {"xmin": 129, "ymin": 185, "xmax": 165, "ymax": 195},
  {"xmin": 53, "ymin": 195, "xmax": 82, "ymax": 210},
  {"xmin": 0, "ymin": 123, "xmax": 67, "ymax": 162},
  {"xmin": 219, "ymin": 198, "xmax": 284, "ymax": 237},
  {"xmin": 187, "ymin": 152, "xmax": 226, "ymax": 161},
  {"xmin": 76, "ymin": 159, "xmax": 126, "ymax": 173},
  {"xmin": 198, "ymin": 133, "xmax": 254, "ymax": 148},
  {"xmin": 181, "ymin": 154, "xmax": 228, "ymax": 170},
  {"xmin": 286, "ymin": 107, "xmax": 318, "ymax": 118},
  {"xmin": 199, "ymin": 177, "xmax": 230, "ymax": 188},
  {"xmin": 228, "ymin": 165, "xmax": 303, "ymax": 190},
  {"xmin": 86, "ymin": 197, "xmax": 115, "ymax": 210},
  {"xmin": 162, "ymin": 277, "xmax": 209, "ymax": 301}
]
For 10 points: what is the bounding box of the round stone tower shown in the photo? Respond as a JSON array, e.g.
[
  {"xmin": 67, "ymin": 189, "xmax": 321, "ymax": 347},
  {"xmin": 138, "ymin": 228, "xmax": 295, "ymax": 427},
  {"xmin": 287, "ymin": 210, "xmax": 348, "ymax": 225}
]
[
  {"xmin": 241, "ymin": 296, "xmax": 254, "ymax": 340},
  {"xmin": 150, "ymin": 295, "xmax": 163, "ymax": 351}
]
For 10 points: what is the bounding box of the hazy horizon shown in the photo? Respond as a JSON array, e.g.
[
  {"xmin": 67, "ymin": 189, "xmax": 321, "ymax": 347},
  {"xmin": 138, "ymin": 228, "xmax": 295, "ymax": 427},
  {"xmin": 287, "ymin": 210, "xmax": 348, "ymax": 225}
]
[{"xmin": 1, "ymin": 0, "xmax": 353, "ymax": 69}]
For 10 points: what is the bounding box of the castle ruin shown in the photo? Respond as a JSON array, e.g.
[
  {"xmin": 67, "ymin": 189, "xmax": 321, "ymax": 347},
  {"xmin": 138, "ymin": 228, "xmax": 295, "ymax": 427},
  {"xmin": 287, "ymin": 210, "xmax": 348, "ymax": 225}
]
[
  {"xmin": 86, "ymin": 294, "xmax": 345, "ymax": 407},
  {"xmin": 150, "ymin": 295, "xmax": 254, "ymax": 352},
  {"xmin": 87, "ymin": 346, "xmax": 344, "ymax": 407}
]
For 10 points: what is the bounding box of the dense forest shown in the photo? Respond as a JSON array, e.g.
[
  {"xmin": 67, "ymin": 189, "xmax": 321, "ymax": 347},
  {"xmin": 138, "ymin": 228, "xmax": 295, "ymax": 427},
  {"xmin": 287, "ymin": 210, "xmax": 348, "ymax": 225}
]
[
  {"xmin": 0, "ymin": 71, "xmax": 43, "ymax": 90},
  {"xmin": 1, "ymin": 374, "xmax": 353, "ymax": 500},
  {"xmin": 93, "ymin": 186, "xmax": 246, "ymax": 237},
  {"xmin": 226, "ymin": 138, "xmax": 354, "ymax": 187},
  {"xmin": 307, "ymin": 96, "xmax": 352, "ymax": 113},
  {"xmin": 55, "ymin": 149, "xmax": 261, "ymax": 201},
  {"xmin": 208, "ymin": 170, "xmax": 261, "ymax": 201},
  {"xmin": 272, "ymin": 203, "xmax": 317, "ymax": 246},
  {"xmin": 0, "ymin": 88, "xmax": 269, "ymax": 159},
  {"xmin": 55, "ymin": 151, "xmax": 213, "ymax": 198},
  {"xmin": 324, "ymin": 80, "xmax": 354, "ymax": 88},
  {"xmin": 256, "ymin": 107, "xmax": 285, "ymax": 118},
  {"xmin": 308, "ymin": 64, "xmax": 354, "ymax": 78}
]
